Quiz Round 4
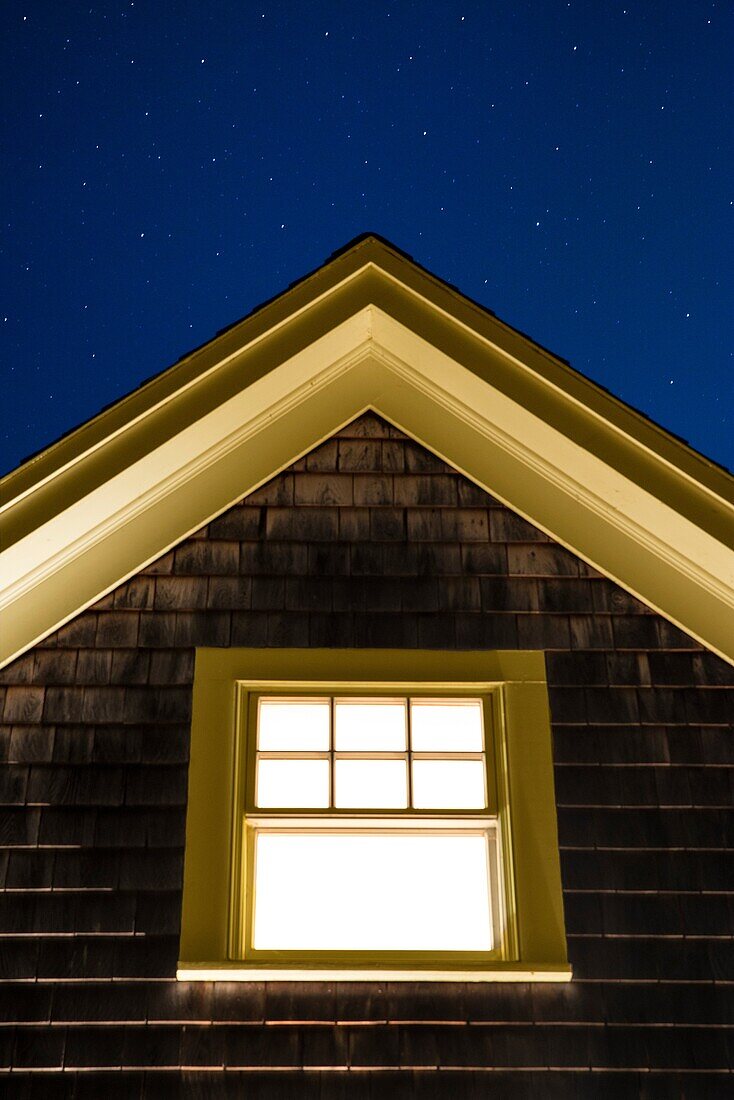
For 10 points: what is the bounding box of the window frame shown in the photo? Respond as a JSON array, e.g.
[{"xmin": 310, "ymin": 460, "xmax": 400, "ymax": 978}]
[
  {"xmin": 179, "ymin": 649, "xmax": 571, "ymax": 983},
  {"xmin": 231, "ymin": 688, "xmax": 509, "ymax": 966}
]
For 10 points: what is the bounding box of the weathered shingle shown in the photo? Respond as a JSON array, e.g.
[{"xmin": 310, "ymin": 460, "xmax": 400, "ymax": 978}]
[{"xmin": 1, "ymin": 413, "xmax": 732, "ymax": 1094}]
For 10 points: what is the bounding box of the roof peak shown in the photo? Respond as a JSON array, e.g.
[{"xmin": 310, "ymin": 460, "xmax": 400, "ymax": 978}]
[
  {"xmin": 2, "ymin": 235, "xmax": 732, "ymax": 668},
  {"xmin": 325, "ymin": 233, "xmax": 416, "ymax": 264}
]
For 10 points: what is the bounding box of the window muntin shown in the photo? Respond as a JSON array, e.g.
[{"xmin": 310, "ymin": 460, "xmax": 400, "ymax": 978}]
[{"xmin": 253, "ymin": 695, "xmax": 488, "ymax": 812}]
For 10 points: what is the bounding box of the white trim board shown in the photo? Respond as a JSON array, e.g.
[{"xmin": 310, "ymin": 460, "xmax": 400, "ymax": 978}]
[{"xmin": 1, "ymin": 241, "xmax": 733, "ymax": 668}]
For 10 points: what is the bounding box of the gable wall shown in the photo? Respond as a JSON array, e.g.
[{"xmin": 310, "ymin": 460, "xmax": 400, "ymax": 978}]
[{"xmin": 1, "ymin": 413, "xmax": 733, "ymax": 1097}]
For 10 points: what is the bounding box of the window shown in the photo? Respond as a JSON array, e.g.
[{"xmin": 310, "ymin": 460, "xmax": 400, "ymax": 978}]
[
  {"xmin": 242, "ymin": 695, "xmax": 503, "ymax": 960},
  {"xmin": 179, "ymin": 650, "xmax": 570, "ymax": 982}
]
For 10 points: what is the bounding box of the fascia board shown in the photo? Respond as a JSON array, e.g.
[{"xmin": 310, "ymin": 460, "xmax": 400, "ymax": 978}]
[
  {"xmin": 1, "ymin": 254, "xmax": 733, "ymax": 667},
  {"xmin": 1, "ymin": 311, "xmax": 372, "ymax": 597},
  {"xmin": 6, "ymin": 238, "xmax": 730, "ymax": 518},
  {"xmin": 365, "ymin": 330, "xmax": 730, "ymax": 664},
  {"xmin": 0, "ymin": 247, "xmax": 384, "ymax": 509},
  {"xmin": 0, "ymin": 311, "xmax": 376, "ymax": 666},
  {"xmin": 0, "ymin": 266, "xmax": 384, "ymax": 550},
  {"xmin": 364, "ymin": 310, "xmax": 734, "ymax": 662},
  {"xmin": 359, "ymin": 247, "xmax": 733, "ymax": 505},
  {"xmin": 363, "ymin": 270, "xmax": 733, "ymax": 546},
  {"xmin": 4, "ymin": 251, "xmax": 731, "ymax": 546},
  {"xmin": 369, "ymin": 308, "xmax": 734, "ymax": 597}
]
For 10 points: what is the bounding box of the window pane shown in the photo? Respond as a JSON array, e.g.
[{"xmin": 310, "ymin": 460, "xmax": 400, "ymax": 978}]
[
  {"xmin": 258, "ymin": 699, "xmax": 330, "ymax": 751},
  {"xmin": 334, "ymin": 759, "xmax": 408, "ymax": 808},
  {"xmin": 410, "ymin": 699, "xmax": 484, "ymax": 751},
  {"xmin": 253, "ymin": 832, "xmax": 492, "ymax": 950},
  {"xmin": 334, "ymin": 700, "xmax": 407, "ymax": 750},
  {"xmin": 412, "ymin": 760, "xmax": 486, "ymax": 809},
  {"xmin": 256, "ymin": 759, "xmax": 330, "ymax": 808}
]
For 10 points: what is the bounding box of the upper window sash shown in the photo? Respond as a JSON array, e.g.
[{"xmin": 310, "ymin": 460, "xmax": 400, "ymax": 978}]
[{"xmin": 243, "ymin": 691, "xmax": 499, "ymax": 816}]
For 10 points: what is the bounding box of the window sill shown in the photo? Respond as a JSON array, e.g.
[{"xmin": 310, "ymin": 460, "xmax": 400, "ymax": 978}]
[{"xmin": 177, "ymin": 963, "xmax": 573, "ymax": 983}]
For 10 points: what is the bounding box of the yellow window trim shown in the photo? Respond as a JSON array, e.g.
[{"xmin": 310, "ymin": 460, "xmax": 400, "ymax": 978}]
[{"xmin": 178, "ymin": 648, "xmax": 571, "ymax": 983}]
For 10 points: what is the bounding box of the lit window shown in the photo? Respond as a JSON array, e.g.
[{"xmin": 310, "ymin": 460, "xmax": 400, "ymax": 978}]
[
  {"xmin": 178, "ymin": 649, "xmax": 570, "ymax": 982},
  {"xmin": 248, "ymin": 696, "xmax": 501, "ymax": 955}
]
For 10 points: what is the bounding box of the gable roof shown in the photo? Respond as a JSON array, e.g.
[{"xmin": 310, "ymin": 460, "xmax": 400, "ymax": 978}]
[{"xmin": 1, "ymin": 234, "xmax": 733, "ymax": 668}]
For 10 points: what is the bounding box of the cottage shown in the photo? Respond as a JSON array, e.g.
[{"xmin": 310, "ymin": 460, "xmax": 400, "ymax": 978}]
[{"xmin": 1, "ymin": 235, "xmax": 733, "ymax": 1095}]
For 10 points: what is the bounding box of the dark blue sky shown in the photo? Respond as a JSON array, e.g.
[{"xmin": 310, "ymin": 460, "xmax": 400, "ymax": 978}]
[{"xmin": 2, "ymin": 1, "xmax": 732, "ymax": 475}]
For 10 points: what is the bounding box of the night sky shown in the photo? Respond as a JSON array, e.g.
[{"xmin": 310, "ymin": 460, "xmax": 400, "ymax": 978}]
[{"xmin": 2, "ymin": 2, "xmax": 732, "ymax": 477}]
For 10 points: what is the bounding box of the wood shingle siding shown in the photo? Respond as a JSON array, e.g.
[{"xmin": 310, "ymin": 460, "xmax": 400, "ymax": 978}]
[{"xmin": 1, "ymin": 413, "xmax": 733, "ymax": 1096}]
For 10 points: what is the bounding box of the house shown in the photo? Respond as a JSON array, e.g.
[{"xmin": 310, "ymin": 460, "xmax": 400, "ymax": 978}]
[{"xmin": 1, "ymin": 234, "xmax": 733, "ymax": 1096}]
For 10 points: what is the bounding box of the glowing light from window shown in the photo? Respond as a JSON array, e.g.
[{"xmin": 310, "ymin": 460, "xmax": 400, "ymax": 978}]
[
  {"xmin": 256, "ymin": 759, "xmax": 329, "ymax": 807},
  {"xmin": 252, "ymin": 831, "xmax": 493, "ymax": 950},
  {"xmin": 258, "ymin": 699, "xmax": 330, "ymax": 751},
  {"xmin": 335, "ymin": 699, "xmax": 407, "ymax": 750},
  {"xmin": 412, "ymin": 759, "xmax": 486, "ymax": 808},
  {"xmin": 410, "ymin": 699, "xmax": 484, "ymax": 751},
  {"xmin": 334, "ymin": 759, "xmax": 408, "ymax": 808}
]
